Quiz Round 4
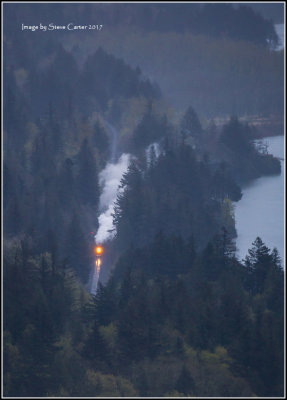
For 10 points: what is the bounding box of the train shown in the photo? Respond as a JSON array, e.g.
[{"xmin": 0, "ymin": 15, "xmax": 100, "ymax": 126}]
[
  {"xmin": 94, "ymin": 245, "xmax": 103, "ymax": 257},
  {"xmin": 94, "ymin": 245, "xmax": 103, "ymax": 268}
]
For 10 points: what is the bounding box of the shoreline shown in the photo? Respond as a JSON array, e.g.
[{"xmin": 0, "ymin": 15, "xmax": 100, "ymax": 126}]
[
  {"xmin": 235, "ymin": 135, "xmax": 284, "ymax": 262},
  {"xmin": 212, "ymin": 115, "xmax": 284, "ymax": 139}
]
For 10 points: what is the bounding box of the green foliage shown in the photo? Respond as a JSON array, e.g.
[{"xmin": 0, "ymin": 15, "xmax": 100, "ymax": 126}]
[
  {"xmin": 221, "ymin": 116, "xmax": 254, "ymax": 155},
  {"xmin": 244, "ymin": 237, "xmax": 283, "ymax": 297},
  {"xmin": 175, "ymin": 364, "xmax": 196, "ymax": 395},
  {"xmin": 3, "ymin": 241, "xmax": 87, "ymax": 396},
  {"xmin": 180, "ymin": 106, "xmax": 202, "ymax": 140},
  {"xmin": 81, "ymin": 47, "xmax": 159, "ymax": 112},
  {"xmin": 113, "ymin": 142, "xmax": 240, "ymax": 252},
  {"xmin": 3, "ymin": 224, "xmax": 283, "ymax": 396},
  {"xmin": 84, "ymin": 370, "xmax": 138, "ymax": 397},
  {"xmin": 219, "ymin": 116, "xmax": 281, "ymax": 182},
  {"xmin": 65, "ymin": 214, "xmax": 92, "ymax": 283},
  {"xmin": 130, "ymin": 102, "xmax": 168, "ymax": 152},
  {"xmin": 3, "ymin": 6, "xmax": 283, "ymax": 397},
  {"xmin": 90, "ymin": 234, "xmax": 282, "ymax": 396},
  {"xmin": 76, "ymin": 138, "xmax": 100, "ymax": 206},
  {"xmin": 73, "ymin": 27, "xmax": 283, "ymax": 117}
]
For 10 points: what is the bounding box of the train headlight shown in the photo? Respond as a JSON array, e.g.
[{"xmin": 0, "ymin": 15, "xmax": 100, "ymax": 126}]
[{"xmin": 95, "ymin": 246, "xmax": 103, "ymax": 256}]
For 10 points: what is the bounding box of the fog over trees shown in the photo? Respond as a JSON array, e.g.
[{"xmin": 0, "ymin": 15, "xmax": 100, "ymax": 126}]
[{"xmin": 3, "ymin": 2, "xmax": 284, "ymax": 398}]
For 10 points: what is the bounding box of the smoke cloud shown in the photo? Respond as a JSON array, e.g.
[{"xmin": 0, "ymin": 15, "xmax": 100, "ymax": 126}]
[
  {"xmin": 95, "ymin": 153, "xmax": 131, "ymax": 243},
  {"xmin": 146, "ymin": 142, "xmax": 161, "ymax": 167}
]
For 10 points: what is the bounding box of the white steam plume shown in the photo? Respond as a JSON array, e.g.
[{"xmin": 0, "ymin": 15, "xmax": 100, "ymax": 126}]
[
  {"xmin": 95, "ymin": 153, "xmax": 130, "ymax": 243},
  {"xmin": 145, "ymin": 142, "xmax": 161, "ymax": 167},
  {"xmin": 91, "ymin": 140, "xmax": 160, "ymax": 294}
]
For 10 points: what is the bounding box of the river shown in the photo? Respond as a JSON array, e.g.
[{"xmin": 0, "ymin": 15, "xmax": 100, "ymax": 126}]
[
  {"xmin": 235, "ymin": 135, "xmax": 284, "ymax": 264},
  {"xmin": 275, "ymin": 23, "xmax": 284, "ymax": 50}
]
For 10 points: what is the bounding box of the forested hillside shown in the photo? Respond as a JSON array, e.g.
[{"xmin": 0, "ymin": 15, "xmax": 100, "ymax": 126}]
[
  {"xmin": 4, "ymin": 234, "xmax": 284, "ymax": 396},
  {"xmin": 3, "ymin": 3, "xmax": 284, "ymax": 398},
  {"xmin": 5, "ymin": 2, "xmax": 284, "ymax": 117},
  {"xmin": 64, "ymin": 29, "xmax": 283, "ymax": 117}
]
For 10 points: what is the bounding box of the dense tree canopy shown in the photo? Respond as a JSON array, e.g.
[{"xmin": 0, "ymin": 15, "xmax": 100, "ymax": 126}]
[
  {"xmin": 4, "ymin": 234, "xmax": 283, "ymax": 396},
  {"xmin": 3, "ymin": 3, "xmax": 284, "ymax": 397}
]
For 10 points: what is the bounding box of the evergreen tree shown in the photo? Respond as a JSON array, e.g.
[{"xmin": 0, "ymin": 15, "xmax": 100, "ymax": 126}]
[
  {"xmin": 131, "ymin": 102, "xmax": 166, "ymax": 152},
  {"xmin": 221, "ymin": 116, "xmax": 254, "ymax": 156},
  {"xmin": 175, "ymin": 365, "xmax": 196, "ymax": 395},
  {"xmin": 94, "ymin": 281, "xmax": 116, "ymax": 326},
  {"xmin": 65, "ymin": 214, "xmax": 91, "ymax": 282},
  {"xmin": 76, "ymin": 138, "xmax": 100, "ymax": 207},
  {"xmin": 113, "ymin": 160, "xmax": 146, "ymax": 249},
  {"xmin": 180, "ymin": 106, "xmax": 202, "ymax": 139},
  {"xmin": 58, "ymin": 158, "xmax": 75, "ymax": 208},
  {"xmin": 244, "ymin": 237, "xmax": 273, "ymax": 294},
  {"xmin": 82, "ymin": 320, "xmax": 108, "ymax": 364}
]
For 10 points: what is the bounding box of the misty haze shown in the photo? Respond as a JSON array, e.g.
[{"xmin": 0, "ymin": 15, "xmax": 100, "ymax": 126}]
[{"xmin": 3, "ymin": 2, "xmax": 284, "ymax": 398}]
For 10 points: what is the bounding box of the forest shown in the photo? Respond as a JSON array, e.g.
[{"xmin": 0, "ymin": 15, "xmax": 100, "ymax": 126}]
[{"xmin": 3, "ymin": 2, "xmax": 284, "ymax": 398}]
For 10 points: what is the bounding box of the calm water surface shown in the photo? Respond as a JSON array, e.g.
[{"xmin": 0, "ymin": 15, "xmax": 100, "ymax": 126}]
[
  {"xmin": 235, "ymin": 136, "xmax": 284, "ymax": 264},
  {"xmin": 275, "ymin": 23, "xmax": 284, "ymax": 50}
]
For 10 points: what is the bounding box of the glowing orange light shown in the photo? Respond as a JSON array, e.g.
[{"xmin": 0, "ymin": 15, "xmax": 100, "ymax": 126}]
[
  {"xmin": 96, "ymin": 258, "xmax": 102, "ymax": 267},
  {"xmin": 95, "ymin": 246, "xmax": 103, "ymax": 256}
]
